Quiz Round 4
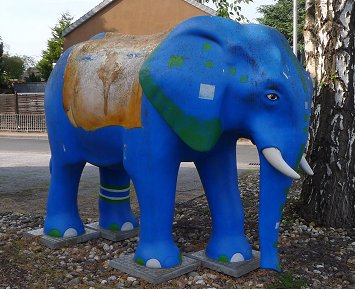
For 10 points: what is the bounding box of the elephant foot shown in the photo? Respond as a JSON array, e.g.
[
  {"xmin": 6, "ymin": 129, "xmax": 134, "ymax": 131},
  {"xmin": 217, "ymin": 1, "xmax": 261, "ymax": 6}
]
[
  {"xmin": 206, "ymin": 234, "xmax": 253, "ymax": 263},
  {"xmin": 260, "ymin": 251, "xmax": 282, "ymax": 272},
  {"xmin": 99, "ymin": 217, "xmax": 139, "ymax": 232},
  {"xmin": 44, "ymin": 214, "xmax": 85, "ymax": 238},
  {"xmin": 134, "ymin": 241, "xmax": 181, "ymax": 268},
  {"xmin": 99, "ymin": 202, "xmax": 139, "ymax": 232}
]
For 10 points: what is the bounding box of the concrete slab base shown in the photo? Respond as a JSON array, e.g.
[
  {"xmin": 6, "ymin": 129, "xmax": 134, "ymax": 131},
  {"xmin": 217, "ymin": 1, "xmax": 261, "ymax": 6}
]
[
  {"xmin": 188, "ymin": 250, "xmax": 260, "ymax": 278},
  {"xmin": 85, "ymin": 222, "xmax": 139, "ymax": 242},
  {"xmin": 24, "ymin": 227, "xmax": 100, "ymax": 249},
  {"xmin": 109, "ymin": 254, "xmax": 201, "ymax": 284}
]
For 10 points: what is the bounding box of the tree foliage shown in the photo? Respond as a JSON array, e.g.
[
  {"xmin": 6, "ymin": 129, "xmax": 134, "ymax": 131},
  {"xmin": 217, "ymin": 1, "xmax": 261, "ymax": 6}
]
[
  {"xmin": 25, "ymin": 72, "xmax": 42, "ymax": 82},
  {"xmin": 37, "ymin": 12, "xmax": 73, "ymax": 81},
  {"xmin": 203, "ymin": 0, "xmax": 253, "ymax": 21},
  {"xmin": 0, "ymin": 37, "xmax": 3, "ymax": 58},
  {"xmin": 0, "ymin": 53, "xmax": 26, "ymax": 89},
  {"xmin": 0, "ymin": 36, "xmax": 4, "ymax": 87},
  {"xmin": 1, "ymin": 55, "xmax": 25, "ymax": 80},
  {"xmin": 257, "ymin": 0, "xmax": 305, "ymax": 51}
]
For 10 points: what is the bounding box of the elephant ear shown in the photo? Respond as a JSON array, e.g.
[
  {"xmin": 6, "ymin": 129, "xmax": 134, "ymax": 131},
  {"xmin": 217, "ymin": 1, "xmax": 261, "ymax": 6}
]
[{"xmin": 139, "ymin": 17, "xmax": 235, "ymax": 152}]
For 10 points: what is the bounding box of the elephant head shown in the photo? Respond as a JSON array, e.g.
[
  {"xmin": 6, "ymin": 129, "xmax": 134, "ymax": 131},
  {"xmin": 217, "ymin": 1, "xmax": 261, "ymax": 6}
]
[{"xmin": 140, "ymin": 16, "xmax": 313, "ymax": 271}]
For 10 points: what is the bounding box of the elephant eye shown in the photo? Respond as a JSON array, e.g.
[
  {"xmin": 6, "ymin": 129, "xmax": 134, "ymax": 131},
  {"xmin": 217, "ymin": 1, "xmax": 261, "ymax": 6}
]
[{"xmin": 266, "ymin": 93, "xmax": 279, "ymax": 101}]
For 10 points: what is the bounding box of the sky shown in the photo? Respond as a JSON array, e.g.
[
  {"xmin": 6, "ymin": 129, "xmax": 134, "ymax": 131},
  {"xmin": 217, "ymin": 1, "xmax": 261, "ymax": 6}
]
[{"xmin": 0, "ymin": 0, "xmax": 274, "ymax": 61}]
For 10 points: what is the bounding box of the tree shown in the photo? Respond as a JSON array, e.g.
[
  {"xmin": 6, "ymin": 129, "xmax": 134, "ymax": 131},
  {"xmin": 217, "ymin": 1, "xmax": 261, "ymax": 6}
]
[
  {"xmin": 37, "ymin": 12, "xmax": 73, "ymax": 80},
  {"xmin": 301, "ymin": 1, "xmax": 354, "ymax": 227},
  {"xmin": 1, "ymin": 54, "xmax": 25, "ymax": 80},
  {"xmin": 25, "ymin": 72, "xmax": 41, "ymax": 82},
  {"xmin": 0, "ymin": 36, "xmax": 35, "ymax": 86},
  {"xmin": 22, "ymin": 55, "xmax": 36, "ymax": 71},
  {"xmin": 0, "ymin": 37, "xmax": 3, "ymax": 58},
  {"xmin": 203, "ymin": 0, "xmax": 253, "ymax": 21},
  {"xmin": 0, "ymin": 36, "xmax": 4, "ymax": 87},
  {"xmin": 257, "ymin": 0, "xmax": 305, "ymax": 51}
]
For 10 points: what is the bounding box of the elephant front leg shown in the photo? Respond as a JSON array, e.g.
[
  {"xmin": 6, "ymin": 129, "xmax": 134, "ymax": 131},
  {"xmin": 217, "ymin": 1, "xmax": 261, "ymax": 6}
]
[
  {"xmin": 195, "ymin": 140, "xmax": 253, "ymax": 263},
  {"xmin": 125, "ymin": 152, "xmax": 180, "ymax": 268},
  {"xmin": 44, "ymin": 161, "xmax": 86, "ymax": 237},
  {"xmin": 98, "ymin": 166, "xmax": 138, "ymax": 232}
]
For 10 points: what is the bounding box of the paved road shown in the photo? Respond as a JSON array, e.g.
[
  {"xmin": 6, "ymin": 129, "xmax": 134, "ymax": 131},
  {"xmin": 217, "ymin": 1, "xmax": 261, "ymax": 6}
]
[
  {"xmin": 0, "ymin": 137, "xmax": 49, "ymax": 153},
  {"xmin": 0, "ymin": 136, "xmax": 259, "ymax": 203},
  {"xmin": 0, "ymin": 137, "xmax": 259, "ymax": 166}
]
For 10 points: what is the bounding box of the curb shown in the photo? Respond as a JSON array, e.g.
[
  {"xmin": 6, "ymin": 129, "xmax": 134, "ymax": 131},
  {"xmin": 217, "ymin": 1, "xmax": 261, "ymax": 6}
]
[
  {"xmin": 0, "ymin": 134, "xmax": 253, "ymax": 145},
  {"xmin": 0, "ymin": 132, "xmax": 48, "ymax": 140}
]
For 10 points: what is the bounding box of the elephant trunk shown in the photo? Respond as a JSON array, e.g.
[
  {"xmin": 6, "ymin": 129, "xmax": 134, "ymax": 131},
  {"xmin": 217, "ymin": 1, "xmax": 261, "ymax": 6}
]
[{"xmin": 258, "ymin": 150, "xmax": 293, "ymax": 272}]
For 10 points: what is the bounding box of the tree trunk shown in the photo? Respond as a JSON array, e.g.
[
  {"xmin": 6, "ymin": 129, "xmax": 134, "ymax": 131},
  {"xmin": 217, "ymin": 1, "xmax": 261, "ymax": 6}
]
[{"xmin": 301, "ymin": 0, "xmax": 355, "ymax": 228}]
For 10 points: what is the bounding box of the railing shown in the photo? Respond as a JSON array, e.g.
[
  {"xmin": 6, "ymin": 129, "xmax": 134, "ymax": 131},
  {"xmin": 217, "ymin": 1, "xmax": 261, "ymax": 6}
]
[{"xmin": 0, "ymin": 114, "xmax": 46, "ymax": 132}]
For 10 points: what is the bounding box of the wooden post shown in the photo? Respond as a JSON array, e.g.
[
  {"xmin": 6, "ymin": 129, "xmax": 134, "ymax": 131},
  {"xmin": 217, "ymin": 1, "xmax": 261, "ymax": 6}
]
[
  {"xmin": 15, "ymin": 92, "xmax": 19, "ymax": 114},
  {"xmin": 15, "ymin": 92, "xmax": 19, "ymax": 130}
]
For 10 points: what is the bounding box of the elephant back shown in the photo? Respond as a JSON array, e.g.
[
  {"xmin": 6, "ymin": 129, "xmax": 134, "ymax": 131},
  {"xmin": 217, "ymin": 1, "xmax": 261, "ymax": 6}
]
[{"xmin": 63, "ymin": 32, "xmax": 166, "ymax": 131}]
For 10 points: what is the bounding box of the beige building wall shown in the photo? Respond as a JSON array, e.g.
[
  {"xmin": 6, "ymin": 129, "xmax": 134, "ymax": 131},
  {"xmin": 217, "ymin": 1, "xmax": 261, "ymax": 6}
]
[{"xmin": 63, "ymin": 0, "xmax": 210, "ymax": 50}]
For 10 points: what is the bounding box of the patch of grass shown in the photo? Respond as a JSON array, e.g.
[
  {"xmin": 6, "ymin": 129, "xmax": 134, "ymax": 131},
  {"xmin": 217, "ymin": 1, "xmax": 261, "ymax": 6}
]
[
  {"xmin": 266, "ymin": 272, "xmax": 306, "ymax": 289},
  {"xmin": 12, "ymin": 239, "xmax": 24, "ymax": 250}
]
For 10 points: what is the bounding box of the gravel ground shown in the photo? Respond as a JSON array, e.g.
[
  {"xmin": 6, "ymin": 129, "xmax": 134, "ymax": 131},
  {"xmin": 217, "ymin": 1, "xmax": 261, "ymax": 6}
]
[{"xmin": 0, "ymin": 172, "xmax": 354, "ymax": 289}]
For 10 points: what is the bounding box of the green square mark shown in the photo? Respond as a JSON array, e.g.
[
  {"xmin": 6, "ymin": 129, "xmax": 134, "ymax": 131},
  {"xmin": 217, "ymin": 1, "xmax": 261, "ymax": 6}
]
[
  {"xmin": 169, "ymin": 56, "xmax": 184, "ymax": 68},
  {"xmin": 304, "ymin": 114, "xmax": 309, "ymax": 122},
  {"xmin": 228, "ymin": 67, "xmax": 237, "ymax": 76},
  {"xmin": 135, "ymin": 257, "xmax": 145, "ymax": 266},
  {"xmin": 205, "ymin": 61, "xmax": 214, "ymax": 68},
  {"xmin": 240, "ymin": 75, "xmax": 249, "ymax": 83},
  {"xmin": 203, "ymin": 43, "xmax": 212, "ymax": 50},
  {"xmin": 218, "ymin": 255, "xmax": 229, "ymax": 263},
  {"xmin": 109, "ymin": 224, "xmax": 119, "ymax": 231}
]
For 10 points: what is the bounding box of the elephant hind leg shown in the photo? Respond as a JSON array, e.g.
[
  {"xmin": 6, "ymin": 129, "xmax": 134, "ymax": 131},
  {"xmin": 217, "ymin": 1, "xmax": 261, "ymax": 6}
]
[
  {"xmin": 44, "ymin": 161, "xmax": 86, "ymax": 237},
  {"xmin": 98, "ymin": 166, "xmax": 138, "ymax": 232}
]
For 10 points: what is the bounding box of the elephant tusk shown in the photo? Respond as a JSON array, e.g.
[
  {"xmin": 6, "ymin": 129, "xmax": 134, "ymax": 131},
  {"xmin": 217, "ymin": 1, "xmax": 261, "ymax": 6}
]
[
  {"xmin": 262, "ymin": 147, "xmax": 301, "ymax": 180},
  {"xmin": 299, "ymin": 154, "xmax": 314, "ymax": 175}
]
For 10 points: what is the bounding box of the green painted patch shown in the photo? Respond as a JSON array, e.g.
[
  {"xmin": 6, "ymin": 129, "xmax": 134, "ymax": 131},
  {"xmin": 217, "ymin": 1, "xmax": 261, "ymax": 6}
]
[
  {"xmin": 240, "ymin": 75, "xmax": 249, "ymax": 83},
  {"xmin": 284, "ymin": 188, "xmax": 290, "ymax": 196},
  {"xmin": 101, "ymin": 183, "xmax": 129, "ymax": 190},
  {"xmin": 205, "ymin": 61, "xmax": 214, "ymax": 68},
  {"xmin": 139, "ymin": 67, "xmax": 222, "ymax": 152},
  {"xmin": 304, "ymin": 114, "xmax": 309, "ymax": 122},
  {"xmin": 48, "ymin": 229, "xmax": 61, "ymax": 237},
  {"xmin": 304, "ymin": 126, "xmax": 308, "ymax": 134},
  {"xmin": 228, "ymin": 67, "xmax": 237, "ymax": 76},
  {"xmin": 273, "ymin": 241, "xmax": 278, "ymax": 248},
  {"xmin": 280, "ymin": 205, "xmax": 285, "ymax": 212},
  {"xmin": 109, "ymin": 224, "xmax": 119, "ymax": 231},
  {"xmin": 276, "ymin": 264, "xmax": 282, "ymax": 271},
  {"xmin": 179, "ymin": 252, "xmax": 183, "ymax": 263},
  {"xmin": 203, "ymin": 43, "xmax": 212, "ymax": 51},
  {"xmin": 99, "ymin": 196, "xmax": 130, "ymax": 204},
  {"xmin": 169, "ymin": 56, "xmax": 184, "ymax": 68},
  {"xmin": 135, "ymin": 257, "xmax": 145, "ymax": 266},
  {"xmin": 218, "ymin": 255, "xmax": 229, "ymax": 263}
]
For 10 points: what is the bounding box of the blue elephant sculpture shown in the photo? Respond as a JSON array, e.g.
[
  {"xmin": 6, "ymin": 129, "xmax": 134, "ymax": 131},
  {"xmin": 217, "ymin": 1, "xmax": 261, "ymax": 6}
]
[{"xmin": 44, "ymin": 16, "xmax": 313, "ymax": 271}]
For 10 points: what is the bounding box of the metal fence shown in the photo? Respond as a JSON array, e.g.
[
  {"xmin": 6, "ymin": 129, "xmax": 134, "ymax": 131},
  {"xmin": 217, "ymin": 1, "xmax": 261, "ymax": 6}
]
[{"xmin": 0, "ymin": 114, "xmax": 46, "ymax": 132}]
